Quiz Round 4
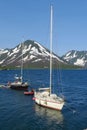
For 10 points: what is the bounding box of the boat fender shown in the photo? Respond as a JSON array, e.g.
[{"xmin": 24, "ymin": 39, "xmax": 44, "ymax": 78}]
[{"xmin": 32, "ymin": 97, "xmax": 36, "ymax": 100}]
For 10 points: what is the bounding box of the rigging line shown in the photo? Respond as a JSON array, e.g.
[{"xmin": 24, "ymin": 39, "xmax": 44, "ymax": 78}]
[
  {"xmin": 56, "ymin": 60, "xmax": 64, "ymax": 94},
  {"xmin": 21, "ymin": 42, "xmax": 23, "ymax": 82},
  {"xmin": 21, "ymin": 38, "xmax": 26, "ymax": 82},
  {"xmin": 58, "ymin": 63, "xmax": 64, "ymax": 94},
  {"xmin": 58, "ymin": 83, "xmax": 70, "ymax": 87},
  {"xmin": 52, "ymin": 68, "xmax": 55, "ymax": 93}
]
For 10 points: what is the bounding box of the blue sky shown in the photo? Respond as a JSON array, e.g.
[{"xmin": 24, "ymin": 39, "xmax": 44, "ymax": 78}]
[{"xmin": 0, "ymin": 0, "xmax": 87, "ymax": 56}]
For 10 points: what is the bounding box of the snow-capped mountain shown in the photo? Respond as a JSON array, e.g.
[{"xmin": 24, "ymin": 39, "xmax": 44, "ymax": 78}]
[
  {"xmin": 62, "ymin": 50, "xmax": 87, "ymax": 67},
  {"xmin": 0, "ymin": 40, "xmax": 65, "ymax": 68}
]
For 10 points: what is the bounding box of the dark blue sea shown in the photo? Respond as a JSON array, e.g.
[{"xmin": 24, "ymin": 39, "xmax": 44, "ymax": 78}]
[{"xmin": 0, "ymin": 69, "xmax": 87, "ymax": 130}]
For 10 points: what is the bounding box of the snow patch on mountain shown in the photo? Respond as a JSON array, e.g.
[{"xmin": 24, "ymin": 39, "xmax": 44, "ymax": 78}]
[
  {"xmin": 0, "ymin": 59, "xmax": 5, "ymax": 64},
  {"xmin": 0, "ymin": 49, "xmax": 8, "ymax": 54},
  {"xmin": 74, "ymin": 58, "xmax": 85, "ymax": 66},
  {"xmin": 63, "ymin": 51, "xmax": 77, "ymax": 61},
  {"xmin": 13, "ymin": 47, "xmax": 20, "ymax": 54},
  {"xmin": 23, "ymin": 44, "xmax": 31, "ymax": 54},
  {"xmin": 32, "ymin": 59, "xmax": 42, "ymax": 63},
  {"xmin": 29, "ymin": 55, "xmax": 36, "ymax": 60},
  {"xmin": 31, "ymin": 47, "xmax": 39, "ymax": 55},
  {"xmin": 23, "ymin": 55, "xmax": 29, "ymax": 61}
]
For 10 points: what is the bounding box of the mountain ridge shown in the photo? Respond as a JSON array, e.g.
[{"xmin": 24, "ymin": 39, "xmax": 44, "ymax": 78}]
[
  {"xmin": 0, "ymin": 40, "xmax": 83, "ymax": 69},
  {"xmin": 62, "ymin": 50, "xmax": 87, "ymax": 67},
  {"xmin": 0, "ymin": 40, "xmax": 68, "ymax": 69}
]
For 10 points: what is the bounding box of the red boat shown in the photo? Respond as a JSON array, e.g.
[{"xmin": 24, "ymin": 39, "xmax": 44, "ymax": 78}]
[{"xmin": 24, "ymin": 90, "xmax": 34, "ymax": 95}]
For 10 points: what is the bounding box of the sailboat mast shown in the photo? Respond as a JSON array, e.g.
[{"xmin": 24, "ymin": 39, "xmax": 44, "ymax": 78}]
[
  {"xmin": 50, "ymin": 5, "xmax": 53, "ymax": 95},
  {"xmin": 21, "ymin": 43, "xmax": 23, "ymax": 83}
]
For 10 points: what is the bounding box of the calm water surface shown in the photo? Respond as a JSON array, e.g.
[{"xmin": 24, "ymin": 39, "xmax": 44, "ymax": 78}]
[{"xmin": 0, "ymin": 69, "xmax": 87, "ymax": 130}]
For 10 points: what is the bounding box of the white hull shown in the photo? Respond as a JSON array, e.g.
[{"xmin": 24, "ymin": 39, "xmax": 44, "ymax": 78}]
[{"xmin": 34, "ymin": 91, "xmax": 64, "ymax": 111}]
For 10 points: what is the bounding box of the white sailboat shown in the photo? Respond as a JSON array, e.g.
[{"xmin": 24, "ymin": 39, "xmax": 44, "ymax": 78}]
[
  {"xmin": 34, "ymin": 5, "xmax": 65, "ymax": 110},
  {"xmin": 9, "ymin": 42, "xmax": 29, "ymax": 90}
]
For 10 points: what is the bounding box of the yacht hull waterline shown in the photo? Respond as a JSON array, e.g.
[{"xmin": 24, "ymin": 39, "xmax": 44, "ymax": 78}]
[
  {"xmin": 9, "ymin": 82, "xmax": 28, "ymax": 90},
  {"xmin": 34, "ymin": 91, "xmax": 64, "ymax": 111}
]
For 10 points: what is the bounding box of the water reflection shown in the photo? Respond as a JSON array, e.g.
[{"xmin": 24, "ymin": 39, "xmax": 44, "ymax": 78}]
[{"xmin": 34, "ymin": 104, "xmax": 64, "ymax": 125}]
